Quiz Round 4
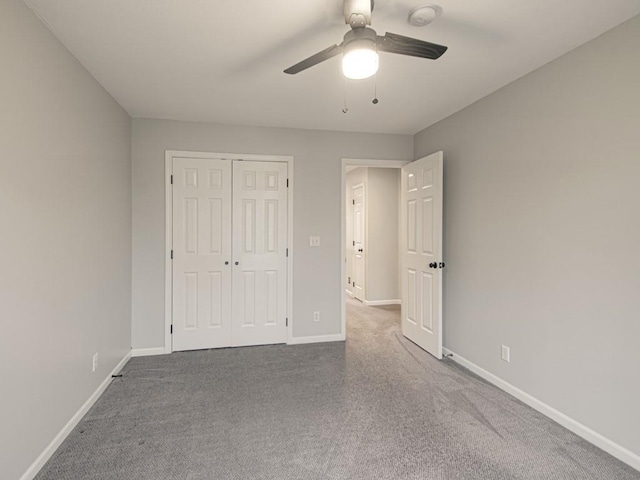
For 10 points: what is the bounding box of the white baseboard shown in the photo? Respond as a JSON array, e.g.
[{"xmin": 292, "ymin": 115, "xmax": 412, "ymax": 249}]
[
  {"xmin": 20, "ymin": 351, "xmax": 131, "ymax": 480},
  {"xmin": 289, "ymin": 333, "xmax": 345, "ymax": 345},
  {"xmin": 363, "ymin": 299, "xmax": 401, "ymax": 306},
  {"xmin": 443, "ymin": 348, "xmax": 640, "ymax": 472},
  {"xmin": 131, "ymin": 347, "xmax": 167, "ymax": 357}
]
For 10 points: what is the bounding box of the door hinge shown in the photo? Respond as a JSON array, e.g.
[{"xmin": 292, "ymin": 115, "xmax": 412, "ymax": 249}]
[
  {"xmin": 353, "ymin": 281, "xmax": 355, "ymax": 287},
  {"xmin": 286, "ymin": 318, "xmax": 288, "ymax": 327},
  {"xmin": 352, "ymin": 241, "xmax": 355, "ymax": 246},
  {"xmin": 170, "ymin": 175, "xmax": 173, "ymax": 185},
  {"xmin": 286, "ymin": 179, "xmax": 289, "ymax": 188},
  {"xmin": 170, "ymin": 250, "xmax": 173, "ymax": 259},
  {"xmin": 352, "ymin": 199, "xmax": 355, "ymax": 205},
  {"xmin": 170, "ymin": 325, "xmax": 173, "ymax": 334},
  {"xmin": 348, "ymin": 276, "xmax": 351, "ymax": 284},
  {"xmin": 286, "ymin": 248, "xmax": 289, "ymax": 257}
]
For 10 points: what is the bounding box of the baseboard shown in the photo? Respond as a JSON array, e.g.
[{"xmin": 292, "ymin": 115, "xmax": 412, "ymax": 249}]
[
  {"xmin": 345, "ymin": 289, "xmax": 354, "ymax": 298},
  {"xmin": 443, "ymin": 348, "xmax": 640, "ymax": 472},
  {"xmin": 363, "ymin": 299, "xmax": 401, "ymax": 306},
  {"xmin": 131, "ymin": 347, "xmax": 167, "ymax": 357},
  {"xmin": 289, "ymin": 333, "xmax": 345, "ymax": 345},
  {"xmin": 19, "ymin": 351, "xmax": 131, "ymax": 480}
]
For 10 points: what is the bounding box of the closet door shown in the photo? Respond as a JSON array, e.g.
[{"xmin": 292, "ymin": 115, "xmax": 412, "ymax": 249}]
[
  {"xmin": 232, "ymin": 161, "xmax": 288, "ymax": 346},
  {"xmin": 172, "ymin": 158, "xmax": 232, "ymax": 351}
]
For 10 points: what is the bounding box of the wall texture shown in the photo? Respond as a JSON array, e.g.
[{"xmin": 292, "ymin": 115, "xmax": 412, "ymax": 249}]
[
  {"xmin": 0, "ymin": 1, "xmax": 132, "ymax": 478},
  {"xmin": 132, "ymin": 119, "xmax": 412, "ymax": 347},
  {"xmin": 414, "ymin": 15, "xmax": 640, "ymax": 458}
]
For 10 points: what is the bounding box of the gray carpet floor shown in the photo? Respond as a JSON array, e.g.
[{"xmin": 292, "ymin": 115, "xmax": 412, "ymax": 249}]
[{"xmin": 36, "ymin": 299, "xmax": 639, "ymax": 479}]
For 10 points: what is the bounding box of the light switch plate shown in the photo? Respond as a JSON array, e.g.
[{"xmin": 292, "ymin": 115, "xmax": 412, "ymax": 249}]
[
  {"xmin": 501, "ymin": 345, "xmax": 510, "ymax": 363},
  {"xmin": 310, "ymin": 236, "xmax": 320, "ymax": 247}
]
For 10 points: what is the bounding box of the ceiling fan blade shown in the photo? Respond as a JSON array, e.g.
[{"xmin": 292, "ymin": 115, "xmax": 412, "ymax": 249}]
[
  {"xmin": 284, "ymin": 44, "xmax": 343, "ymax": 74},
  {"xmin": 376, "ymin": 32, "xmax": 447, "ymax": 60}
]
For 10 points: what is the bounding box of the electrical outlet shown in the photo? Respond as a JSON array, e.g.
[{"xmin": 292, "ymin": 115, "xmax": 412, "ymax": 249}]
[
  {"xmin": 501, "ymin": 345, "xmax": 510, "ymax": 363},
  {"xmin": 92, "ymin": 352, "xmax": 99, "ymax": 372},
  {"xmin": 313, "ymin": 311, "xmax": 320, "ymax": 322}
]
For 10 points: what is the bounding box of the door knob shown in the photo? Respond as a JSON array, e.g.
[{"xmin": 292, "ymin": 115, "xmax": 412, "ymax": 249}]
[
  {"xmin": 429, "ymin": 262, "xmax": 437, "ymax": 269},
  {"xmin": 224, "ymin": 261, "xmax": 229, "ymax": 265},
  {"xmin": 358, "ymin": 248, "xmax": 363, "ymax": 253},
  {"xmin": 439, "ymin": 262, "xmax": 446, "ymax": 268},
  {"xmin": 235, "ymin": 261, "xmax": 239, "ymax": 266}
]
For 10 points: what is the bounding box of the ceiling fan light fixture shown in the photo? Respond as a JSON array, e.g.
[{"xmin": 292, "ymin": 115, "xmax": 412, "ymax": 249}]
[{"xmin": 342, "ymin": 38, "xmax": 378, "ymax": 79}]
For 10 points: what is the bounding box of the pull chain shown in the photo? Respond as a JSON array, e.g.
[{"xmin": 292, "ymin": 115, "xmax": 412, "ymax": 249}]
[
  {"xmin": 342, "ymin": 77, "xmax": 349, "ymax": 113},
  {"xmin": 372, "ymin": 72, "xmax": 379, "ymax": 105}
]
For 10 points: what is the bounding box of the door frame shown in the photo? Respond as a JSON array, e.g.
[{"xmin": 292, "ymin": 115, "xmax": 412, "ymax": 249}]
[
  {"xmin": 165, "ymin": 150, "xmax": 294, "ymax": 354},
  {"xmin": 340, "ymin": 158, "xmax": 409, "ymax": 340}
]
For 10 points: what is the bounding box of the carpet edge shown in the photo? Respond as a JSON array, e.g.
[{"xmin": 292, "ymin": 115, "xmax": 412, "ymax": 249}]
[
  {"xmin": 19, "ymin": 350, "xmax": 132, "ymax": 480},
  {"xmin": 443, "ymin": 347, "xmax": 640, "ymax": 473}
]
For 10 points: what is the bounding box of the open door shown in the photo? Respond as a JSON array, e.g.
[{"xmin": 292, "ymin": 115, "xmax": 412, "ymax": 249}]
[{"xmin": 400, "ymin": 152, "xmax": 443, "ymax": 359}]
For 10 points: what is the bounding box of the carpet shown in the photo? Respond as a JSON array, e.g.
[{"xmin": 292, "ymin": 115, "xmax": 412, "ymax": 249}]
[{"xmin": 35, "ymin": 298, "xmax": 640, "ymax": 479}]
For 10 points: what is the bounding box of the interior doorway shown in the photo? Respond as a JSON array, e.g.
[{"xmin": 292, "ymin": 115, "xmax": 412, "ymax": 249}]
[
  {"xmin": 341, "ymin": 154, "xmax": 444, "ymax": 360},
  {"xmin": 341, "ymin": 159, "xmax": 407, "ymax": 342}
]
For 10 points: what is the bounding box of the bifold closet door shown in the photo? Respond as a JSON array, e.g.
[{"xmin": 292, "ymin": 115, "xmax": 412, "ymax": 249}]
[
  {"xmin": 232, "ymin": 161, "xmax": 288, "ymax": 346},
  {"xmin": 172, "ymin": 158, "xmax": 232, "ymax": 351}
]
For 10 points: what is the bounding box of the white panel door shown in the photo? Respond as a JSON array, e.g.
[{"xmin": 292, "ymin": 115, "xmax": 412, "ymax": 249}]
[
  {"xmin": 401, "ymin": 152, "xmax": 443, "ymax": 359},
  {"xmin": 172, "ymin": 158, "xmax": 232, "ymax": 351},
  {"xmin": 352, "ymin": 184, "xmax": 365, "ymax": 301},
  {"xmin": 232, "ymin": 161, "xmax": 288, "ymax": 346}
]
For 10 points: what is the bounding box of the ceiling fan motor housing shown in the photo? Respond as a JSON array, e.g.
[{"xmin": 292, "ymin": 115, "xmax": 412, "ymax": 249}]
[
  {"xmin": 344, "ymin": 0, "xmax": 373, "ymax": 27},
  {"xmin": 343, "ymin": 26, "xmax": 377, "ymax": 48}
]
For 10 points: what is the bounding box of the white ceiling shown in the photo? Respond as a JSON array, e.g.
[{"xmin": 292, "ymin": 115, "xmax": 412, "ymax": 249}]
[{"xmin": 24, "ymin": 0, "xmax": 640, "ymax": 134}]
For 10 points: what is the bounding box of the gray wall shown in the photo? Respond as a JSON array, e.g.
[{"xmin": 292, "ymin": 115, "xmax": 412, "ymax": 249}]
[
  {"xmin": 366, "ymin": 168, "xmax": 400, "ymax": 302},
  {"xmin": 0, "ymin": 1, "xmax": 132, "ymax": 478},
  {"xmin": 132, "ymin": 119, "xmax": 412, "ymax": 347},
  {"xmin": 414, "ymin": 15, "xmax": 640, "ymax": 457}
]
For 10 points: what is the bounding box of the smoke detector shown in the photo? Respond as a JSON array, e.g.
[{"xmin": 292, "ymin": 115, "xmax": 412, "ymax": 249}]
[{"xmin": 408, "ymin": 5, "xmax": 441, "ymax": 27}]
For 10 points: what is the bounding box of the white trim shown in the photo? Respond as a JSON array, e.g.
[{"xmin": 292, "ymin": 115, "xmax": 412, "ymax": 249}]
[
  {"xmin": 131, "ymin": 347, "xmax": 166, "ymax": 357},
  {"xmin": 289, "ymin": 334, "xmax": 345, "ymax": 345},
  {"xmin": 164, "ymin": 151, "xmax": 174, "ymax": 354},
  {"xmin": 286, "ymin": 160, "xmax": 294, "ymax": 346},
  {"xmin": 19, "ymin": 351, "xmax": 131, "ymax": 480},
  {"xmin": 341, "ymin": 158, "xmax": 409, "ymax": 340},
  {"xmin": 443, "ymin": 347, "xmax": 640, "ymax": 473},
  {"xmin": 363, "ymin": 299, "xmax": 401, "ymax": 306},
  {"xmin": 165, "ymin": 150, "xmax": 294, "ymax": 351}
]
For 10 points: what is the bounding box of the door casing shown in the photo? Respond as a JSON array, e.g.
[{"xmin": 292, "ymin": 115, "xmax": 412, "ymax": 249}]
[{"xmin": 165, "ymin": 150, "xmax": 294, "ymax": 353}]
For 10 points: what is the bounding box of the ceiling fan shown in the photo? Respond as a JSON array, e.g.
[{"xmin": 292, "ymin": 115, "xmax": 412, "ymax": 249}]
[{"xmin": 284, "ymin": 0, "xmax": 448, "ymax": 80}]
